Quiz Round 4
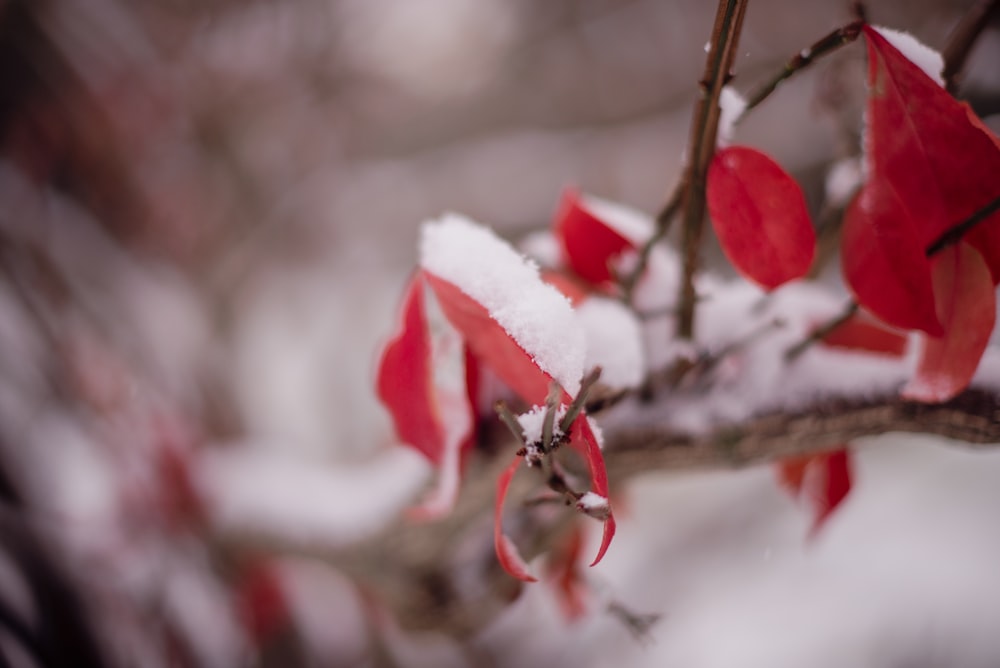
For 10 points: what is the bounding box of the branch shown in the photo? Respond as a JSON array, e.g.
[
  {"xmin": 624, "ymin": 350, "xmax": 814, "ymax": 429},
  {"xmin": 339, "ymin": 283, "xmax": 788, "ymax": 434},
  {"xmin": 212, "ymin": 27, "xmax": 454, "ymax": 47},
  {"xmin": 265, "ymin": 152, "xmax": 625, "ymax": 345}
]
[
  {"xmin": 942, "ymin": 0, "xmax": 1000, "ymax": 94},
  {"xmin": 676, "ymin": 0, "xmax": 750, "ymax": 339},
  {"xmin": 604, "ymin": 386, "xmax": 1000, "ymax": 479}
]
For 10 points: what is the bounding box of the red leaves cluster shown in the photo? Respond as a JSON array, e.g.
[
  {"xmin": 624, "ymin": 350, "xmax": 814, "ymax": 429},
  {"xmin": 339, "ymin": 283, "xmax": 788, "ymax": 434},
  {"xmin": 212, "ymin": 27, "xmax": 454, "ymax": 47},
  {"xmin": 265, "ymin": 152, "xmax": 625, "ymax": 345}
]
[
  {"xmin": 844, "ymin": 26, "xmax": 999, "ymax": 402},
  {"xmin": 377, "ymin": 215, "xmax": 616, "ymax": 582}
]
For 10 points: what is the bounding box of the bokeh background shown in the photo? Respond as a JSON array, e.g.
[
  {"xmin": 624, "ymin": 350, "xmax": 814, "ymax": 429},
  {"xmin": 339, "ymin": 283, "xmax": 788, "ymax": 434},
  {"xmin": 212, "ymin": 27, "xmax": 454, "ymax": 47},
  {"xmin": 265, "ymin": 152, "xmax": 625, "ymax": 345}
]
[{"xmin": 1, "ymin": 0, "xmax": 999, "ymax": 666}]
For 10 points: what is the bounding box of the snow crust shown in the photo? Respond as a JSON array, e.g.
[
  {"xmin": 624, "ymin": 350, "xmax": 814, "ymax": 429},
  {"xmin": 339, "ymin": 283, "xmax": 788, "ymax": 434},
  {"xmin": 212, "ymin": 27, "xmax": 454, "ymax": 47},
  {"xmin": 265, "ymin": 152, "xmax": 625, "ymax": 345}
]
[
  {"xmin": 874, "ymin": 26, "xmax": 945, "ymax": 86},
  {"xmin": 421, "ymin": 214, "xmax": 585, "ymax": 396},
  {"xmin": 717, "ymin": 86, "xmax": 747, "ymax": 147},
  {"xmin": 576, "ymin": 297, "xmax": 644, "ymax": 390},
  {"xmin": 517, "ymin": 404, "xmax": 566, "ymax": 445}
]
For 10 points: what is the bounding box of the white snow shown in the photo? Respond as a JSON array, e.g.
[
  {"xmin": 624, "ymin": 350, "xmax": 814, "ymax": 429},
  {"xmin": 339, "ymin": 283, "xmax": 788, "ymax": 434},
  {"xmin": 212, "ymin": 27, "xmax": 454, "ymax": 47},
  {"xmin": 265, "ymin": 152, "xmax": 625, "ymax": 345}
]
[
  {"xmin": 824, "ymin": 156, "xmax": 863, "ymax": 207},
  {"xmin": 717, "ymin": 86, "xmax": 748, "ymax": 147},
  {"xmin": 421, "ymin": 213, "xmax": 585, "ymax": 396},
  {"xmin": 874, "ymin": 26, "xmax": 945, "ymax": 86},
  {"xmin": 576, "ymin": 297, "xmax": 645, "ymax": 390},
  {"xmin": 580, "ymin": 195, "xmax": 655, "ymax": 245},
  {"xmin": 576, "ymin": 491, "xmax": 610, "ymax": 520},
  {"xmin": 517, "ymin": 404, "xmax": 566, "ymax": 446}
]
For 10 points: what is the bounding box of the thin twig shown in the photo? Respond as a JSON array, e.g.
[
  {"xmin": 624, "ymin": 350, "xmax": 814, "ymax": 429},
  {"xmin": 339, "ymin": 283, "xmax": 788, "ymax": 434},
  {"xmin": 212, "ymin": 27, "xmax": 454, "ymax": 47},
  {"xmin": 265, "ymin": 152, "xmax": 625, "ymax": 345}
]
[
  {"xmin": 785, "ymin": 300, "xmax": 858, "ymax": 361},
  {"xmin": 676, "ymin": 0, "xmax": 750, "ymax": 339},
  {"xmin": 621, "ymin": 181, "xmax": 684, "ymax": 303},
  {"xmin": 739, "ymin": 20, "xmax": 864, "ymax": 122},
  {"xmin": 925, "ymin": 192, "xmax": 1000, "ymax": 257}
]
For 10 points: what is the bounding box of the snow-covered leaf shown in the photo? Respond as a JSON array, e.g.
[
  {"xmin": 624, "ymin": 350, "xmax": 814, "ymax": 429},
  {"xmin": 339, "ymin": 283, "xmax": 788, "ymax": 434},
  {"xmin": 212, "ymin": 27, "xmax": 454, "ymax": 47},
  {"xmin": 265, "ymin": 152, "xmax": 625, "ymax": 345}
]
[{"xmin": 706, "ymin": 145, "xmax": 815, "ymax": 290}]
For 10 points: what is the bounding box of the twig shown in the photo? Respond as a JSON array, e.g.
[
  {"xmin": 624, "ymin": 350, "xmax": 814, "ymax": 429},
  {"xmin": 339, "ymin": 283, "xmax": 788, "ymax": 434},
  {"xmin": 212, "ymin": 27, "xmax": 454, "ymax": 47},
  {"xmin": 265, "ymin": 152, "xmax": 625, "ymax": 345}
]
[
  {"xmin": 621, "ymin": 181, "xmax": 684, "ymax": 303},
  {"xmin": 739, "ymin": 20, "xmax": 864, "ymax": 122},
  {"xmin": 925, "ymin": 192, "xmax": 1000, "ymax": 257},
  {"xmin": 676, "ymin": 0, "xmax": 750, "ymax": 339},
  {"xmin": 784, "ymin": 300, "xmax": 858, "ymax": 361},
  {"xmin": 942, "ymin": 0, "xmax": 1000, "ymax": 94}
]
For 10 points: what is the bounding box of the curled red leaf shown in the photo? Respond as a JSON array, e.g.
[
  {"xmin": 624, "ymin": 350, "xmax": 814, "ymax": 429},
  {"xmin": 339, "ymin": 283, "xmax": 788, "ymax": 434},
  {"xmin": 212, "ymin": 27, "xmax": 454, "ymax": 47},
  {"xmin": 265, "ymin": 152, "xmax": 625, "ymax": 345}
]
[
  {"xmin": 494, "ymin": 458, "xmax": 538, "ymax": 582},
  {"xmin": 903, "ymin": 243, "xmax": 995, "ymax": 403},
  {"xmin": 706, "ymin": 145, "xmax": 815, "ymax": 290},
  {"xmin": 554, "ymin": 188, "xmax": 637, "ymax": 285},
  {"xmin": 568, "ymin": 417, "xmax": 615, "ymax": 567}
]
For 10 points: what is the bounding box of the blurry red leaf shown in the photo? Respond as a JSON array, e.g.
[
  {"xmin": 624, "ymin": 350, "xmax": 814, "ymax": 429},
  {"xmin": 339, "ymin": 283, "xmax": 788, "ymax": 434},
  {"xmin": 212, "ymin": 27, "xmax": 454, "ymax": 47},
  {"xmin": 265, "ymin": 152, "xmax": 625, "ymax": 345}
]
[
  {"xmin": 156, "ymin": 444, "xmax": 204, "ymax": 531},
  {"xmin": 841, "ymin": 184, "xmax": 942, "ymax": 334},
  {"xmin": 568, "ymin": 417, "xmax": 615, "ymax": 567},
  {"xmin": 777, "ymin": 448, "xmax": 852, "ymax": 535},
  {"xmin": 424, "ymin": 271, "xmax": 557, "ymax": 406},
  {"xmin": 818, "ymin": 310, "xmax": 908, "ymax": 357},
  {"xmin": 494, "ymin": 458, "xmax": 538, "ymax": 582},
  {"xmin": 377, "ymin": 274, "xmax": 448, "ymax": 462},
  {"xmin": 541, "ymin": 269, "xmax": 591, "ymax": 306},
  {"xmin": 235, "ymin": 561, "xmax": 289, "ymax": 644},
  {"xmin": 554, "ymin": 188, "xmax": 637, "ymax": 285},
  {"xmin": 857, "ymin": 26, "xmax": 1000, "ymax": 283},
  {"xmin": 903, "ymin": 243, "xmax": 995, "ymax": 403},
  {"xmin": 706, "ymin": 145, "xmax": 815, "ymax": 290},
  {"xmin": 544, "ymin": 522, "xmax": 589, "ymax": 621}
]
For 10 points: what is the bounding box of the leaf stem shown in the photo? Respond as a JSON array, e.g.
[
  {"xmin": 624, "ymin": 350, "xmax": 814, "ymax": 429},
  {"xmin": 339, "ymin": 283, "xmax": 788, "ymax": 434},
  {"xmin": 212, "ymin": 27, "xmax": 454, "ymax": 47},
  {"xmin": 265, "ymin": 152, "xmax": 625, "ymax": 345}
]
[
  {"xmin": 925, "ymin": 192, "xmax": 1000, "ymax": 257},
  {"xmin": 738, "ymin": 20, "xmax": 864, "ymax": 122},
  {"xmin": 676, "ymin": 0, "xmax": 750, "ymax": 339}
]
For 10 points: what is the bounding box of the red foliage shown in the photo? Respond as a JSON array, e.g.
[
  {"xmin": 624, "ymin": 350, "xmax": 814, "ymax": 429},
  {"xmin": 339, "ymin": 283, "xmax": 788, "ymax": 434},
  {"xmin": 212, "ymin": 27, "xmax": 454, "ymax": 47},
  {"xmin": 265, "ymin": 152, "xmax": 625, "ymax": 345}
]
[
  {"xmin": 494, "ymin": 458, "xmax": 539, "ymax": 582},
  {"xmin": 904, "ymin": 243, "xmax": 996, "ymax": 402},
  {"xmin": 844, "ymin": 26, "xmax": 1000, "ymax": 335},
  {"xmin": 818, "ymin": 311, "xmax": 908, "ymax": 358},
  {"xmin": 706, "ymin": 145, "xmax": 815, "ymax": 290},
  {"xmin": 554, "ymin": 188, "xmax": 637, "ymax": 285},
  {"xmin": 777, "ymin": 448, "xmax": 852, "ymax": 535},
  {"xmin": 234, "ymin": 561, "xmax": 290, "ymax": 645}
]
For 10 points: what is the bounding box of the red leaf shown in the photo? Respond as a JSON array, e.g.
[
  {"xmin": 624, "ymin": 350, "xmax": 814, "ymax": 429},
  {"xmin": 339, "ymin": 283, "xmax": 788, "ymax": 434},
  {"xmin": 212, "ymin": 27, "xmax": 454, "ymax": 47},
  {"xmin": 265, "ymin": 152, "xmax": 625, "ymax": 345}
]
[
  {"xmin": 376, "ymin": 274, "xmax": 447, "ymax": 462},
  {"xmin": 568, "ymin": 417, "xmax": 615, "ymax": 567},
  {"xmin": 235, "ymin": 561, "xmax": 289, "ymax": 644},
  {"xmin": 376, "ymin": 275, "xmax": 478, "ymax": 518},
  {"xmin": 706, "ymin": 145, "xmax": 815, "ymax": 290},
  {"xmin": 494, "ymin": 458, "xmax": 538, "ymax": 582},
  {"xmin": 424, "ymin": 271, "xmax": 557, "ymax": 406},
  {"xmin": 903, "ymin": 243, "xmax": 995, "ymax": 403},
  {"xmin": 554, "ymin": 188, "xmax": 637, "ymax": 285},
  {"xmin": 777, "ymin": 448, "xmax": 852, "ymax": 535},
  {"xmin": 841, "ymin": 184, "xmax": 943, "ymax": 335},
  {"xmin": 818, "ymin": 310, "xmax": 908, "ymax": 357},
  {"xmin": 544, "ymin": 522, "xmax": 589, "ymax": 621},
  {"xmin": 541, "ymin": 269, "xmax": 591, "ymax": 306},
  {"xmin": 859, "ymin": 26, "xmax": 1000, "ymax": 282}
]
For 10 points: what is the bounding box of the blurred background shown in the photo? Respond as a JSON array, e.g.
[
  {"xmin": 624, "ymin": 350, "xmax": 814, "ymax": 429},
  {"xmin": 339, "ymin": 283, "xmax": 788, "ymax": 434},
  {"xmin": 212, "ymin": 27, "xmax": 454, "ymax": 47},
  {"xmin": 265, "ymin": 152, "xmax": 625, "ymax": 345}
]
[{"xmin": 1, "ymin": 0, "xmax": 999, "ymax": 666}]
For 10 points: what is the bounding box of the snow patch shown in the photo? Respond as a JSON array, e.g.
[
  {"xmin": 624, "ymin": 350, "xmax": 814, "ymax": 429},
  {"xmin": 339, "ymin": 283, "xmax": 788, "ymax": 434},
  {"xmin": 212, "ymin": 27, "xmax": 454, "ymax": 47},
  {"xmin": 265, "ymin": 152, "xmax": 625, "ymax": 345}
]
[
  {"xmin": 576, "ymin": 297, "xmax": 645, "ymax": 390},
  {"xmin": 717, "ymin": 86, "xmax": 747, "ymax": 147},
  {"xmin": 421, "ymin": 213, "xmax": 585, "ymax": 396},
  {"xmin": 874, "ymin": 26, "xmax": 944, "ymax": 86}
]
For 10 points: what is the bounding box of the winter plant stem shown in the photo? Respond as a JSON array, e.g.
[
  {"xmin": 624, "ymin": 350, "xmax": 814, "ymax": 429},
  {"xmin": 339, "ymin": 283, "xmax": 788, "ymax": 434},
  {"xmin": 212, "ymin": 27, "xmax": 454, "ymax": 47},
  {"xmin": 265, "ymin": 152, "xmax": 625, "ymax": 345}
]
[
  {"xmin": 785, "ymin": 300, "xmax": 858, "ymax": 361},
  {"xmin": 677, "ymin": 0, "xmax": 750, "ymax": 339},
  {"xmin": 621, "ymin": 181, "xmax": 683, "ymax": 303},
  {"xmin": 942, "ymin": 0, "xmax": 1000, "ymax": 94},
  {"xmin": 738, "ymin": 19, "xmax": 864, "ymax": 122}
]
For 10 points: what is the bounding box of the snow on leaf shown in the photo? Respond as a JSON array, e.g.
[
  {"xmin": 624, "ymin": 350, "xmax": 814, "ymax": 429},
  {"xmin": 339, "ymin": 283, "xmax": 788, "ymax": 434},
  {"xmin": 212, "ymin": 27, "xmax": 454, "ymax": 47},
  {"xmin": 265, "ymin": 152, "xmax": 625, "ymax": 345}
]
[
  {"xmin": 706, "ymin": 145, "xmax": 815, "ymax": 290},
  {"xmin": 859, "ymin": 25, "xmax": 1000, "ymax": 284},
  {"xmin": 818, "ymin": 310, "xmax": 908, "ymax": 358},
  {"xmin": 841, "ymin": 184, "xmax": 942, "ymax": 335},
  {"xmin": 903, "ymin": 243, "xmax": 996, "ymax": 403},
  {"xmin": 777, "ymin": 448, "xmax": 852, "ymax": 536},
  {"xmin": 494, "ymin": 458, "xmax": 538, "ymax": 582},
  {"xmin": 421, "ymin": 214, "xmax": 584, "ymax": 402},
  {"xmin": 553, "ymin": 188, "xmax": 638, "ymax": 285}
]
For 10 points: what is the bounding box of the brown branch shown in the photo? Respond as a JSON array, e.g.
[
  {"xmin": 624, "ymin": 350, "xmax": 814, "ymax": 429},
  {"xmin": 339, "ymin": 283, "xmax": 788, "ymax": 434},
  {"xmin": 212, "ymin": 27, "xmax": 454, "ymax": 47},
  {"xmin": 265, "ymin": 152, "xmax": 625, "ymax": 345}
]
[
  {"xmin": 604, "ymin": 386, "xmax": 1000, "ymax": 479},
  {"xmin": 942, "ymin": 0, "xmax": 1000, "ymax": 94},
  {"xmin": 676, "ymin": 0, "xmax": 750, "ymax": 339}
]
